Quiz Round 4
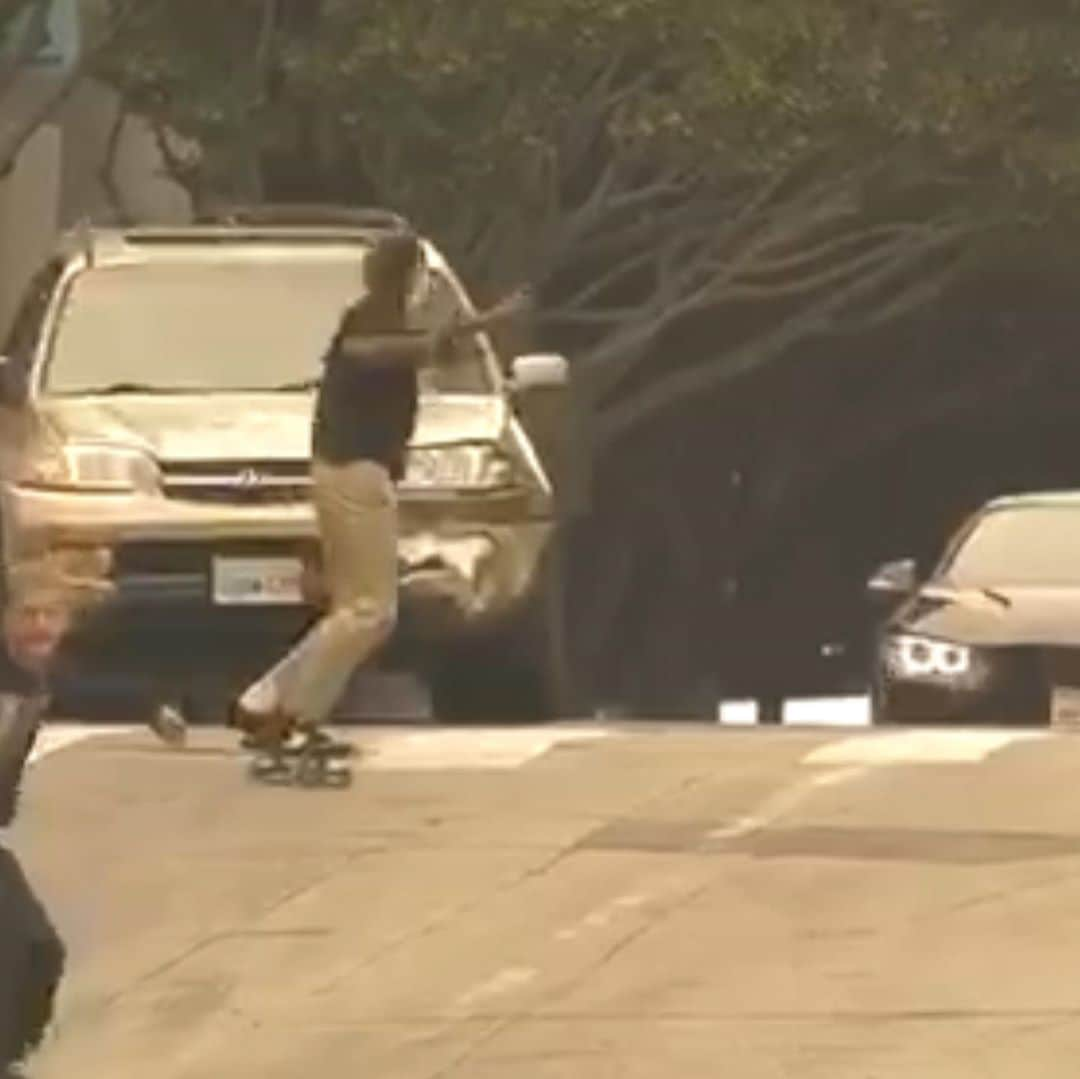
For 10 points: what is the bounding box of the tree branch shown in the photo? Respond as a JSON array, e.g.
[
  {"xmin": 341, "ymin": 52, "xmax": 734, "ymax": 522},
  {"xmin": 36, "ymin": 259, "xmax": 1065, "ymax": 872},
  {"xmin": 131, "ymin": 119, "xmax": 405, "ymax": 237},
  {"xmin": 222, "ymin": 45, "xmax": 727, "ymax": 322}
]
[
  {"xmin": 732, "ymin": 223, "xmax": 922, "ymax": 279},
  {"xmin": 0, "ymin": 0, "xmax": 48, "ymax": 101},
  {"xmin": 718, "ymin": 236, "xmax": 916, "ymax": 303},
  {"xmin": 578, "ymin": 167, "xmax": 882, "ymax": 403},
  {"xmin": 98, "ymin": 95, "xmax": 131, "ymax": 223},
  {"xmin": 540, "ymin": 306, "xmax": 641, "ymax": 328},
  {"xmin": 554, "ymin": 246, "xmax": 661, "ymax": 313},
  {"xmin": 828, "ymin": 249, "xmax": 973, "ymax": 335},
  {"xmin": 593, "ymin": 225, "xmax": 972, "ymax": 451},
  {"xmin": 0, "ymin": 0, "xmax": 151, "ymax": 178},
  {"xmin": 601, "ymin": 165, "xmax": 704, "ymax": 215}
]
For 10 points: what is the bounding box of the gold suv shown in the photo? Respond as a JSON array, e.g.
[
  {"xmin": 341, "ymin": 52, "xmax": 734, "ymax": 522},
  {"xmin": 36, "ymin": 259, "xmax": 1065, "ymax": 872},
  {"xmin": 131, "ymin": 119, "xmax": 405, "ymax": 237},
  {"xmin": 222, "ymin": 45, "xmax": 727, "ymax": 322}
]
[{"xmin": 0, "ymin": 209, "xmax": 569, "ymax": 720}]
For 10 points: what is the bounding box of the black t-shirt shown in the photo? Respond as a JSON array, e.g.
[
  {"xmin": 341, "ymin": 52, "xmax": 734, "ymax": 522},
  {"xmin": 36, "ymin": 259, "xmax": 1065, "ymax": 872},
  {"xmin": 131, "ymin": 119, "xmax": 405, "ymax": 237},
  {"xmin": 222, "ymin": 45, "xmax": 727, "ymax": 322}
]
[
  {"xmin": 311, "ymin": 305, "xmax": 419, "ymax": 480},
  {"xmin": 0, "ymin": 651, "xmax": 47, "ymax": 830}
]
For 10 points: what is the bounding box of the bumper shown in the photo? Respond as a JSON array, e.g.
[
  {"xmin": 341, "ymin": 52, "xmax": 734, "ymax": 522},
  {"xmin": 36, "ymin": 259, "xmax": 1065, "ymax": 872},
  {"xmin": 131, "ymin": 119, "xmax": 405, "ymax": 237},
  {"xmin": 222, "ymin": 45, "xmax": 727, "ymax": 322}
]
[
  {"xmin": 874, "ymin": 646, "xmax": 1050, "ymax": 725},
  {"xmin": 876, "ymin": 680, "xmax": 1047, "ymax": 725},
  {"xmin": 1, "ymin": 483, "xmax": 554, "ymax": 642}
]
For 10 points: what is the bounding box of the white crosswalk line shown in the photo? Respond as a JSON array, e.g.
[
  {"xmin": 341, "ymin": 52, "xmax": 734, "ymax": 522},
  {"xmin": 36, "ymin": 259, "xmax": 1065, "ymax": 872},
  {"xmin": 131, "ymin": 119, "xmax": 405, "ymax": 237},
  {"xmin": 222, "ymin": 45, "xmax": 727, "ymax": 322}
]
[
  {"xmin": 805, "ymin": 727, "xmax": 1047, "ymax": 767},
  {"xmin": 362, "ymin": 726, "xmax": 611, "ymax": 771},
  {"xmin": 29, "ymin": 723, "xmax": 134, "ymax": 765}
]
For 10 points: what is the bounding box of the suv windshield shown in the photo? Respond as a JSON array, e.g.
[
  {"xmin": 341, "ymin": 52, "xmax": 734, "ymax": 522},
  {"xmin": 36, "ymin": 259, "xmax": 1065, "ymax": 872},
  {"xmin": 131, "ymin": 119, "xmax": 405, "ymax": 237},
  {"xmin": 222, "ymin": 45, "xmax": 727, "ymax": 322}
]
[
  {"xmin": 941, "ymin": 505, "xmax": 1080, "ymax": 588},
  {"xmin": 41, "ymin": 252, "xmax": 496, "ymax": 395}
]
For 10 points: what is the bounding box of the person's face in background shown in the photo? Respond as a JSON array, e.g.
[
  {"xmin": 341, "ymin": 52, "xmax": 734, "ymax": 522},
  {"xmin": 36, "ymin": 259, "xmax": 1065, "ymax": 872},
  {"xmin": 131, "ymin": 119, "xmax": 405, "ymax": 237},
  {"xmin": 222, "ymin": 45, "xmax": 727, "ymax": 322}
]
[{"xmin": 2, "ymin": 589, "xmax": 71, "ymax": 674}]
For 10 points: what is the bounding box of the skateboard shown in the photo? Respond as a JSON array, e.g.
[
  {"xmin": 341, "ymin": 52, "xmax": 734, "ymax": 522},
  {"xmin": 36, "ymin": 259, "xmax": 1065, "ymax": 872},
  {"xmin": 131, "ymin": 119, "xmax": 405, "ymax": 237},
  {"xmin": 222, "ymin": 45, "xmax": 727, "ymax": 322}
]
[{"xmin": 247, "ymin": 730, "xmax": 356, "ymax": 788}]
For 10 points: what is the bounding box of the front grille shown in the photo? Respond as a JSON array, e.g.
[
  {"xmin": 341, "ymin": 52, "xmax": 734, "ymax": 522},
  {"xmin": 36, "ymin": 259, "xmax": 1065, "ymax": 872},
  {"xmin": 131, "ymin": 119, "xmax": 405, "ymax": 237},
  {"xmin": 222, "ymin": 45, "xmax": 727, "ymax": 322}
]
[
  {"xmin": 163, "ymin": 483, "xmax": 310, "ymax": 505},
  {"xmin": 161, "ymin": 460, "xmax": 311, "ymax": 505},
  {"xmin": 1042, "ymin": 647, "xmax": 1080, "ymax": 688}
]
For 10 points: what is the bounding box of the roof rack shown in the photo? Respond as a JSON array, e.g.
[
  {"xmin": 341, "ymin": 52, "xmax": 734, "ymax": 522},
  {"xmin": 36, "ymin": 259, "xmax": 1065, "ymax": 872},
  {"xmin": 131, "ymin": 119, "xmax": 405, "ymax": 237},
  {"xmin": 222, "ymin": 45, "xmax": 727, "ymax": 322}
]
[
  {"xmin": 193, "ymin": 204, "xmax": 411, "ymax": 230},
  {"xmin": 118, "ymin": 226, "xmax": 383, "ymax": 246}
]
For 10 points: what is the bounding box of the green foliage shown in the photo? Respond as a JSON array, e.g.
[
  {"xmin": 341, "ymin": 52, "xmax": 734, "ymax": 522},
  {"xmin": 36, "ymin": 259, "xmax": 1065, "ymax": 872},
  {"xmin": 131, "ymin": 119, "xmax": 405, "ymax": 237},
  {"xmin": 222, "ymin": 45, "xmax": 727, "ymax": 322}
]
[
  {"xmin": 92, "ymin": 2, "xmax": 1080, "ymax": 215},
  {"xmin": 88, "ymin": 1, "xmax": 1080, "ymax": 438}
]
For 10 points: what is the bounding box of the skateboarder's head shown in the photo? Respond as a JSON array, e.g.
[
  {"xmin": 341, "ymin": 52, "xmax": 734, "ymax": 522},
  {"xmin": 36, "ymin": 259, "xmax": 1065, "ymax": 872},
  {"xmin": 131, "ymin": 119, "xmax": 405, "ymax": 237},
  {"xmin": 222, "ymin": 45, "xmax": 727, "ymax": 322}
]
[{"xmin": 361, "ymin": 232, "xmax": 422, "ymax": 306}]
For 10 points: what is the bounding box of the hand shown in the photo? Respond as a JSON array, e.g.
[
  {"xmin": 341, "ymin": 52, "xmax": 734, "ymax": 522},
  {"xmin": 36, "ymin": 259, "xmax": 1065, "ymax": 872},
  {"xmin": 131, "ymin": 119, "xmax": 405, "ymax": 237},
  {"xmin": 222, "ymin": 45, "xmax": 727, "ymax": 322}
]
[{"xmin": 500, "ymin": 285, "xmax": 535, "ymax": 317}]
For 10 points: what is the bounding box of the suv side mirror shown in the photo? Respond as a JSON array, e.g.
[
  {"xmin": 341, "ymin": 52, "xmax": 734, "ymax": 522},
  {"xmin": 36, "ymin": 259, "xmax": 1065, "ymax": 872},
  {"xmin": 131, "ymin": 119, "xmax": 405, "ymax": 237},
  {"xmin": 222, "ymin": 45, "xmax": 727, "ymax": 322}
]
[
  {"xmin": 510, "ymin": 352, "xmax": 568, "ymax": 393},
  {"xmin": 868, "ymin": 558, "xmax": 918, "ymax": 598}
]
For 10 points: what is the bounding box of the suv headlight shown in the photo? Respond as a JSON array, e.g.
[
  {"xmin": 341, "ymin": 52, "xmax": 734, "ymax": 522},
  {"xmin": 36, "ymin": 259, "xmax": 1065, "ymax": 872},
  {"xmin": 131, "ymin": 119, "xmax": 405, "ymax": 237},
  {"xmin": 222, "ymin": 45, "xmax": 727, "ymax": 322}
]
[
  {"xmin": 23, "ymin": 442, "xmax": 161, "ymax": 493},
  {"xmin": 883, "ymin": 634, "xmax": 989, "ymax": 686},
  {"xmin": 402, "ymin": 444, "xmax": 514, "ymax": 491}
]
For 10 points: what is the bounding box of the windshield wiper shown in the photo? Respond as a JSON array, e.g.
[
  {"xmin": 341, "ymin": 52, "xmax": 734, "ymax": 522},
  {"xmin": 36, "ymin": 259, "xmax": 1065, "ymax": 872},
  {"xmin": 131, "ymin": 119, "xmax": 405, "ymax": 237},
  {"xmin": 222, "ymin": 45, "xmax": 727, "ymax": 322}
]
[
  {"xmin": 930, "ymin": 581, "xmax": 1012, "ymax": 608},
  {"xmin": 268, "ymin": 378, "xmax": 320, "ymax": 392},
  {"xmin": 81, "ymin": 383, "xmax": 191, "ymax": 395}
]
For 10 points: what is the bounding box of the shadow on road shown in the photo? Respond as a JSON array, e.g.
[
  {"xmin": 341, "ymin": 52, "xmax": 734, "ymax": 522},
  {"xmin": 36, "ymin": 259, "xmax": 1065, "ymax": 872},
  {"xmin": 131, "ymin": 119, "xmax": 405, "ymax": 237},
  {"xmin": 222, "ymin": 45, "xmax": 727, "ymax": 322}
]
[{"xmin": 581, "ymin": 818, "xmax": 1080, "ymax": 865}]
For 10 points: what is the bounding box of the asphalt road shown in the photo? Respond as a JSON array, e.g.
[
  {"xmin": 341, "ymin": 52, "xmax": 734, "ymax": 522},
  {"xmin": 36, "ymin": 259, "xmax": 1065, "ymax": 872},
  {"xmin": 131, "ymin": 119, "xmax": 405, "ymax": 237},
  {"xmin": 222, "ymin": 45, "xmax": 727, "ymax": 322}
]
[{"xmin": 11, "ymin": 719, "xmax": 1080, "ymax": 1078}]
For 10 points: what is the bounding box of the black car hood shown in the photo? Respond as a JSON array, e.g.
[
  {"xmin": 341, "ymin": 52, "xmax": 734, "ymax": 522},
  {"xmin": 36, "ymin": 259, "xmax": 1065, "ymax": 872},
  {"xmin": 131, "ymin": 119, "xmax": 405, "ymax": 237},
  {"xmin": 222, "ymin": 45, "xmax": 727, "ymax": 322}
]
[{"xmin": 896, "ymin": 585, "xmax": 1080, "ymax": 647}]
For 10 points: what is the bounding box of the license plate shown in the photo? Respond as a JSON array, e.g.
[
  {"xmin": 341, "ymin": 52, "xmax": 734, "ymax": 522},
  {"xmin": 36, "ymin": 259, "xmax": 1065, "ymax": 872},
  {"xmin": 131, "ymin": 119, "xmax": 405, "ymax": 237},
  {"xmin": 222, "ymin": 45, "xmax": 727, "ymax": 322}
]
[
  {"xmin": 211, "ymin": 557, "xmax": 303, "ymax": 606},
  {"xmin": 1052, "ymin": 686, "xmax": 1080, "ymax": 730}
]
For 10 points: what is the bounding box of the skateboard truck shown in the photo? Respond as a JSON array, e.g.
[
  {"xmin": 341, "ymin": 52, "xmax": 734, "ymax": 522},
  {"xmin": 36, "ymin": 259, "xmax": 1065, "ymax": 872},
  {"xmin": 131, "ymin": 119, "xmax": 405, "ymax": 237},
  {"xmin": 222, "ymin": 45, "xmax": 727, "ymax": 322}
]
[{"xmin": 248, "ymin": 729, "xmax": 356, "ymax": 788}]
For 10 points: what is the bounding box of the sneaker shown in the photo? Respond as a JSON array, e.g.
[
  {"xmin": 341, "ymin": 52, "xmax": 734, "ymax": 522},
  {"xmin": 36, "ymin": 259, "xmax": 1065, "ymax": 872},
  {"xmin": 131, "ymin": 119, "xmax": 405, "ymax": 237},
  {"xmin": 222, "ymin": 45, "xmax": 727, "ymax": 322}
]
[
  {"xmin": 230, "ymin": 701, "xmax": 294, "ymax": 751},
  {"xmin": 148, "ymin": 704, "xmax": 188, "ymax": 748}
]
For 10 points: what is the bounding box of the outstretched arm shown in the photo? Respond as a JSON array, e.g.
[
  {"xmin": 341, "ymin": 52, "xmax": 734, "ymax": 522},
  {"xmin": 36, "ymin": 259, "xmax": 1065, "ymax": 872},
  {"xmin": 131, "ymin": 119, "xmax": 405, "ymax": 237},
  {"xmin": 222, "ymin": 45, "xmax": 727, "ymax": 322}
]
[
  {"xmin": 338, "ymin": 329, "xmax": 440, "ymax": 369},
  {"xmin": 337, "ymin": 287, "xmax": 532, "ymax": 370}
]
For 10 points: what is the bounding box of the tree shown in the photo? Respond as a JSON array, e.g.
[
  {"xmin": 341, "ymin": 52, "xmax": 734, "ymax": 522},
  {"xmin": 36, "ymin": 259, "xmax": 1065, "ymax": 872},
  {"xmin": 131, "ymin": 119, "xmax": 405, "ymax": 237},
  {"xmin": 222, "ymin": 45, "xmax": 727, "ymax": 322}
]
[
  {"xmin": 94, "ymin": 2, "xmax": 1080, "ymax": 421},
  {"xmin": 91, "ymin": 1, "xmax": 1080, "ymax": 708}
]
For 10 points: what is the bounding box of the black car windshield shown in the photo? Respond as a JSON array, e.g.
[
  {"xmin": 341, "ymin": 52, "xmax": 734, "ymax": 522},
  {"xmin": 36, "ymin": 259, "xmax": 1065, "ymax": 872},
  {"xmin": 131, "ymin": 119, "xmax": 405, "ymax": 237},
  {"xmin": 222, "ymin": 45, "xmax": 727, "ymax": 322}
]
[
  {"xmin": 941, "ymin": 505, "xmax": 1080, "ymax": 587},
  {"xmin": 41, "ymin": 254, "xmax": 496, "ymax": 395}
]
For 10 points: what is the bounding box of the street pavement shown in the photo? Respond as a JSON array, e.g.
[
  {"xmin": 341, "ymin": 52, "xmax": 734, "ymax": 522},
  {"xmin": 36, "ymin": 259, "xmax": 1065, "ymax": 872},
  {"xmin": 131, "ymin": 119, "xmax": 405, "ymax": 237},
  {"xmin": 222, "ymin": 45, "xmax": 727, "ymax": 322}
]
[{"xmin": 12, "ymin": 719, "xmax": 1080, "ymax": 1078}]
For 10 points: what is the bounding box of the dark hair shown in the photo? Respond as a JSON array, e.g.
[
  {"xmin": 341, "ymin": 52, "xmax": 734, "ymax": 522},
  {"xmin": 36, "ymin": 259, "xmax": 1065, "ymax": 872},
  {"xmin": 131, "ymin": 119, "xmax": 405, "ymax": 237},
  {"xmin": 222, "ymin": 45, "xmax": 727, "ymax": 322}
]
[
  {"xmin": 339, "ymin": 231, "xmax": 421, "ymax": 332},
  {"xmin": 362, "ymin": 232, "xmax": 421, "ymax": 296}
]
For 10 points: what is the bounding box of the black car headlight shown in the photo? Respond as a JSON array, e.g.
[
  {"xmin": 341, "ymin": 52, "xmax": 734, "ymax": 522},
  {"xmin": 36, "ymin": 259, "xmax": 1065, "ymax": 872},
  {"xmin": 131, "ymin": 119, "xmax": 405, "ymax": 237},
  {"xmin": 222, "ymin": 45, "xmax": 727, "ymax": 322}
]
[{"xmin": 883, "ymin": 634, "xmax": 991, "ymax": 688}]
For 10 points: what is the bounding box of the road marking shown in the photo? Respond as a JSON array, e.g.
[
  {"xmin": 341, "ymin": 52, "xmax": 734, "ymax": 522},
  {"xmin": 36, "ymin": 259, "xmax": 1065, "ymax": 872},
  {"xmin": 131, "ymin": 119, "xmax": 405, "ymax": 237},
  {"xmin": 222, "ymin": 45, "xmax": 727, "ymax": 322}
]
[
  {"xmin": 29, "ymin": 723, "xmax": 134, "ymax": 765},
  {"xmin": 363, "ymin": 726, "xmax": 611, "ymax": 771},
  {"xmin": 455, "ymin": 965, "xmax": 537, "ymax": 1009},
  {"xmin": 708, "ymin": 764, "xmax": 870, "ymax": 841},
  {"xmin": 805, "ymin": 727, "xmax": 1047, "ymax": 767},
  {"xmin": 554, "ymin": 892, "xmax": 650, "ymax": 943}
]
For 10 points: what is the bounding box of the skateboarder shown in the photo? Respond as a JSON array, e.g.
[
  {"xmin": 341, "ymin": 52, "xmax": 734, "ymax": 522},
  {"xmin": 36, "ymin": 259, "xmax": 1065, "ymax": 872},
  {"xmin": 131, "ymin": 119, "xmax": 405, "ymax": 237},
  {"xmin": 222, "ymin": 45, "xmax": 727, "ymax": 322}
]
[
  {"xmin": 230, "ymin": 233, "xmax": 527, "ymax": 759},
  {"xmin": 229, "ymin": 232, "xmax": 443, "ymax": 752}
]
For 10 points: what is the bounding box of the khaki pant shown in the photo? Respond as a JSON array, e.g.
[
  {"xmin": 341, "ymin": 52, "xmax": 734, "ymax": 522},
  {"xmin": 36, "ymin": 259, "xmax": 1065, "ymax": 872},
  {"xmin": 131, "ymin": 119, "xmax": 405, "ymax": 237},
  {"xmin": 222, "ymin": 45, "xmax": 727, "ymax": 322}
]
[{"xmin": 240, "ymin": 459, "xmax": 397, "ymax": 727}]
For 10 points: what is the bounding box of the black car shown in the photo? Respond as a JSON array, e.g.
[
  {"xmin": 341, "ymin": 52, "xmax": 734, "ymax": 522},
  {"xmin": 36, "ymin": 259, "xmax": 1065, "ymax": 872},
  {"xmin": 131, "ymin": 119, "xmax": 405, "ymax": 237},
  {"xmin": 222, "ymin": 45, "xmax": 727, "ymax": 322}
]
[{"xmin": 869, "ymin": 492, "xmax": 1080, "ymax": 726}]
